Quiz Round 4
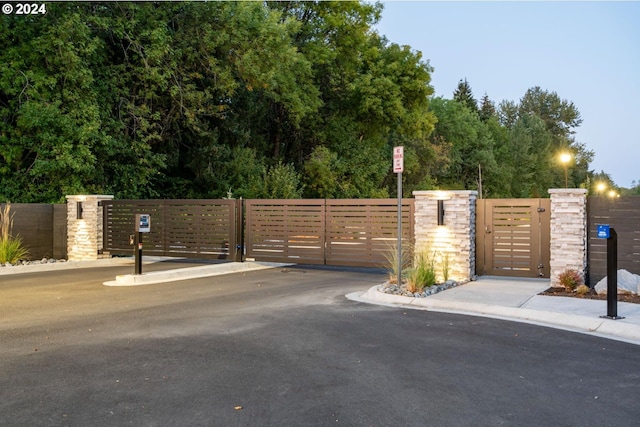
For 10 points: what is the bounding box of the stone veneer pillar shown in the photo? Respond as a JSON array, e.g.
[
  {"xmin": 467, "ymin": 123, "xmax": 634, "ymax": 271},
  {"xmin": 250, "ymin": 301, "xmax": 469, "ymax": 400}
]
[
  {"xmin": 548, "ymin": 188, "xmax": 588, "ymax": 287},
  {"xmin": 66, "ymin": 195, "xmax": 114, "ymax": 261},
  {"xmin": 413, "ymin": 190, "xmax": 478, "ymax": 283}
]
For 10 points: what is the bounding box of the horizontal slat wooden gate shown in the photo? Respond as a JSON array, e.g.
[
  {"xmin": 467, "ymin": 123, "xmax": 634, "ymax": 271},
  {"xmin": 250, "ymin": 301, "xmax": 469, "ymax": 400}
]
[
  {"xmin": 245, "ymin": 199, "xmax": 414, "ymax": 267},
  {"xmin": 476, "ymin": 198, "xmax": 550, "ymax": 278},
  {"xmin": 244, "ymin": 200, "xmax": 326, "ymax": 265},
  {"xmin": 102, "ymin": 199, "xmax": 240, "ymax": 260}
]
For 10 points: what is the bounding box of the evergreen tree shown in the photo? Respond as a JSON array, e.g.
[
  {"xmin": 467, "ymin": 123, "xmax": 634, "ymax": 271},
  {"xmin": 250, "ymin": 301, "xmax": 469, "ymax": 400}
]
[
  {"xmin": 453, "ymin": 78, "xmax": 477, "ymax": 113},
  {"xmin": 479, "ymin": 93, "xmax": 496, "ymax": 122}
]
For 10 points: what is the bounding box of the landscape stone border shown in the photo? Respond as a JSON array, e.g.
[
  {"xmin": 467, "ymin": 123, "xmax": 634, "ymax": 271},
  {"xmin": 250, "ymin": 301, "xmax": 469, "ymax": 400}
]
[{"xmin": 378, "ymin": 280, "xmax": 461, "ymax": 298}]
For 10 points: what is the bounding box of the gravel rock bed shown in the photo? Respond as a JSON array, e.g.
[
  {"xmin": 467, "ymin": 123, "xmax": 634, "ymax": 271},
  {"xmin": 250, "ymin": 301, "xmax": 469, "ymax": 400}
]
[
  {"xmin": 0, "ymin": 258, "xmax": 67, "ymax": 268},
  {"xmin": 378, "ymin": 280, "xmax": 460, "ymax": 298}
]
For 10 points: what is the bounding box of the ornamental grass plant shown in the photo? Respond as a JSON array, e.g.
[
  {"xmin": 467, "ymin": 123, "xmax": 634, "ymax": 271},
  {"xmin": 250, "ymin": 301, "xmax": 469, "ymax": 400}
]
[
  {"xmin": 406, "ymin": 251, "xmax": 437, "ymax": 293},
  {"xmin": 382, "ymin": 241, "xmax": 413, "ymax": 285},
  {"xmin": 0, "ymin": 203, "xmax": 29, "ymax": 264}
]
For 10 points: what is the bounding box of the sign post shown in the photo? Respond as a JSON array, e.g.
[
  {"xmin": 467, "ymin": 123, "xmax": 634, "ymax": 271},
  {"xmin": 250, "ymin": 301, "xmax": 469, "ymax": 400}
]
[
  {"xmin": 393, "ymin": 146, "xmax": 404, "ymax": 286},
  {"xmin": 134, "ymin": 214, "xmax": 151, "ymax": 275},
  {"xmin": 597, "ymin": 225, "xmax": 624, "ymax": 320}
]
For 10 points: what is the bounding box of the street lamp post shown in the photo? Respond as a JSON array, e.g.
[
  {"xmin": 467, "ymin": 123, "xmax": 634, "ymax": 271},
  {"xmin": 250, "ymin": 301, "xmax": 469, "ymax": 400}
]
[{"xmin": 560, "ymin": 153, "xmax": 572, "ymax": 188}]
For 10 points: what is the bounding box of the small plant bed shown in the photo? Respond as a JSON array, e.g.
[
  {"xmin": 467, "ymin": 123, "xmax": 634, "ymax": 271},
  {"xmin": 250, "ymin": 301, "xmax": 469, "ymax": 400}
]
[
  {"xmin": 379, "ymin": 280, "xmax": 460, "ymax": 298},
  {"xmin": 1, "ymin": 258, "xmax": 67, "ymax": 268},
  {"xmin": 540, "ymin": 287, "xmax": 640, "ymax": 304}
]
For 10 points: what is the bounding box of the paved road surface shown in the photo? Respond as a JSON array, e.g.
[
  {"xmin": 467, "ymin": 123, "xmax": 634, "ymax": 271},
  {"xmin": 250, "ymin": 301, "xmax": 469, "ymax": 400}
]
[{"xmin": 2, "ymin": 264, "xmax": 639, "ymax": 426}]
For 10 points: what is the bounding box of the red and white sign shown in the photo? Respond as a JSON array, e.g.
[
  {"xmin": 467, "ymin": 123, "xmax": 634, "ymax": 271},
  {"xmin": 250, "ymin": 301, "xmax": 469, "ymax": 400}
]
[{"xmin": 393, "ymin": 146, "xmax": 404, "ymax": 173}]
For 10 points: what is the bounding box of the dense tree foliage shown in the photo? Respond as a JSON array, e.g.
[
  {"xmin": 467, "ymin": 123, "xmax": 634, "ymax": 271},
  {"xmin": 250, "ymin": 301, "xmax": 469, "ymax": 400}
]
[{"xmin": 0, "ymin": 1, "xmax": 599, "ymax": 202}]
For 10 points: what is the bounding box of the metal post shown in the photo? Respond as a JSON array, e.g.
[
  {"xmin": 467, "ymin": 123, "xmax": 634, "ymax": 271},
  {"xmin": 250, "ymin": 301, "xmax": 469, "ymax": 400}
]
[
  {"xmin": 397, "ymin": 172, "xmax": 402, "ymax": 286},
  {"xmin": 601, "ymin": 228, "xmax": 623, "ymax": 320},
  {"xmin": 134, "ymin": 231, "xmax": 143, "ymax": 275}
]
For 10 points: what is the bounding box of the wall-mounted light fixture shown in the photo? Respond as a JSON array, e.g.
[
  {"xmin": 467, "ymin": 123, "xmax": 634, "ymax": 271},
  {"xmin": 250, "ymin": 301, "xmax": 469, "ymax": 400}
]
[
  {"xmin": 437, "ymin": 199, "xmax": 445, "ymax": 226},
  {"xmin": 77, "ymin": 201, "xmax": 84, "ymax": 220}
]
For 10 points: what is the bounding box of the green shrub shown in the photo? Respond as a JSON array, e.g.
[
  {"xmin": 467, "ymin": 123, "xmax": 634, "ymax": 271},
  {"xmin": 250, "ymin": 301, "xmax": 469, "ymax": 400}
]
[
  {"xmin": 406, "ymin": 252, "xmax": 436, "ymax": 293},
  {"xmin": 558, "ymin": 269, "xmax": 583, "ymax": 291}
]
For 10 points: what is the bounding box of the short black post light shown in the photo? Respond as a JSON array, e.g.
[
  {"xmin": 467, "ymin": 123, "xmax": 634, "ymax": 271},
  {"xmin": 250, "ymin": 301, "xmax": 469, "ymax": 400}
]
[
  {"xmin": 76, "ymin": 201, "xmax": 83, "ymax": 220},
  {"xmin": 437, "ymin": 199, "xmax": 445, "ymax": 226}
]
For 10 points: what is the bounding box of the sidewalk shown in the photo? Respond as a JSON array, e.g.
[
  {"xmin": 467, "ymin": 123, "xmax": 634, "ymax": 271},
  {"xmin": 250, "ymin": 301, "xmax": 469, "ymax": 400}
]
[{"xmin": 347, "ymin": 276, "xmax": 640, "ymax": 346}]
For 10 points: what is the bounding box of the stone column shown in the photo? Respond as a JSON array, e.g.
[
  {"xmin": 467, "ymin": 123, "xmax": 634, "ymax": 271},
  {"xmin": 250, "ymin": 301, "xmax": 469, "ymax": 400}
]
[
  {"xmin": 548, "ymin": 188, "xmax": 588, "ymax": 287},
  {"xmin": 413, "ymin": 190, "xmax": 478, "ymax": 283},
  {"xmin": 66, "ymin": 195, "xmax": 114, "ymax": 261}
]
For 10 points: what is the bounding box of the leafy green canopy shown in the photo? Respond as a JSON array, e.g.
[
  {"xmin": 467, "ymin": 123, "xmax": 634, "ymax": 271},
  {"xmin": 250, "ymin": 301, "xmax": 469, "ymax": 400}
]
[
  {"xmin": 0, "ymin": 2, "xmax": 595, "ymax": 202},
  {"xmin": 0, "ymin": 1, "xmax": 435, "ymax": 201}
]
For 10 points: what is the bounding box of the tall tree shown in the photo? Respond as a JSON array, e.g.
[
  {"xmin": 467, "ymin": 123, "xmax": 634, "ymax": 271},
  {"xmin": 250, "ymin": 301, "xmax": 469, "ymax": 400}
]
[
  {"xmin": 517, "ymin": 87, "xmax": 592, "ymax": 189},
  {"xmin": 478, "ymin": 93, "xmax": 496, "ymax": 122},
  {"xmin": 426, "ymin": 97, "xmax": 497, "ymax": 193},
  {"xmin": 453, "ymin": 78, "xmax": 477, "ymax": 113}
]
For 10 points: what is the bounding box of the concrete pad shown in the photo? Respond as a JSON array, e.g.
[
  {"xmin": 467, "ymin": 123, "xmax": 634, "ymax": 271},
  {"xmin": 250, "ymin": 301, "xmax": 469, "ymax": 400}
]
[
  {"xmin": 103, "ymin": 261, "xmax": 292, "ymax": 286},
  {"xmin": 427, "ymin": 276, "xmax": 551, "ymax": 308}
]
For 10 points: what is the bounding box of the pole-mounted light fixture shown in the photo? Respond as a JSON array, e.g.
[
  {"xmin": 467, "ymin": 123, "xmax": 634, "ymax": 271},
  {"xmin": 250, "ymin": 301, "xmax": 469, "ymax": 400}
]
[
  {"xmin": 559, "ymin": 152, "xmax": 572, "ymax": 188},
  {"xmin": 437, "ymin": 199, "xmax": 445, "ymax": 226},
  {"xmin": 77, "ymin": 201, "xmax": 84, "ymax": 220}
]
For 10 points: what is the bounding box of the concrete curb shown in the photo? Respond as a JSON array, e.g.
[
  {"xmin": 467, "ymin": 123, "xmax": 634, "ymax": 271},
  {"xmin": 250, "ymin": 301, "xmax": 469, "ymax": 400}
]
[
  {"xmin": 103, "ymin": 261, "xmax": 292, "ymax": 286},
  {"xmin": 347, "ymin": 285, "xmax": 640, "ymax": 346}
]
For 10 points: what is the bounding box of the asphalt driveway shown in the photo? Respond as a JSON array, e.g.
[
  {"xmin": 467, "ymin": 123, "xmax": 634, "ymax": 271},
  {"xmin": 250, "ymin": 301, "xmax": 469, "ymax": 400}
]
[{"xmin": 1, "ymin": 264, "xmax": 639, "ymax": 426}]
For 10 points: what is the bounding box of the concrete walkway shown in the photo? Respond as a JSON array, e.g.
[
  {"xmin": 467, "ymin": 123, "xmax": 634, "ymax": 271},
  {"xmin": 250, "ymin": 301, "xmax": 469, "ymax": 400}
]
[{"xmin": 348, "ymin": 276, "xmax": 640, "ymax": 345}]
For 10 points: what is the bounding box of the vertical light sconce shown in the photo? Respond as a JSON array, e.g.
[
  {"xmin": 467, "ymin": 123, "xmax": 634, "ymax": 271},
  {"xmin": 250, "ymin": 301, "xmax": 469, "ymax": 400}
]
[
  {"xmin": 437, "ymin": 199, "xmax": 445, "ymax": 226},
  {"xmin": 77, "ymin": 201, "xmax": 84, "ymax": 220}
]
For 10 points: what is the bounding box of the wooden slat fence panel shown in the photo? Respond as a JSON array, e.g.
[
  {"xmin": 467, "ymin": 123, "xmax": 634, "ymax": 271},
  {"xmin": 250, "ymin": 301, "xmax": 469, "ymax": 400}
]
[
  {"xmin": 0, "ymin": 203, "xmax": 66, "ymax": 260},
  {"xmin": 244, "ymin": 200, "xmax": 325, "ymax": 265},
  {"xmin": 102, "ymin": 200, "xmax": 237, "ymax": 260},
  {"xmin": 164, "ymin": 200, "xmax": 236, "ymax": 257},
  {"xmin": 244, "ymin": 199, "xmax": 414, "ymax": 267},
  {"xmin": 325, "ymin": 199, "xmax": 414, "ymax": 268},
  {"xmin": 491, "ymin": 201, "xmax": 535, "ymax": 274},
  {"xmin": 587, "ymin": 196, "xmax": 640, "ymax": 286}
]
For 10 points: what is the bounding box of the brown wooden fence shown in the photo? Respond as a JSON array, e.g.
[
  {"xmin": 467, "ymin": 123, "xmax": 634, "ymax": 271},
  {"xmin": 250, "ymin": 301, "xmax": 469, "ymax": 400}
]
[
  {"xmin": 244, "ymin": 199, "xmax": 414, "ymax": 267},
  {"xmin": 101, "ymin": 199, "xmax": 241, "ymax": 260},
  {"xmin": 0, "ymin": 203, "xmax": 67, "ymax": 260},
  {"xmin": 587, "ymin": 196, "xmax": 640, "ymax": 286}
]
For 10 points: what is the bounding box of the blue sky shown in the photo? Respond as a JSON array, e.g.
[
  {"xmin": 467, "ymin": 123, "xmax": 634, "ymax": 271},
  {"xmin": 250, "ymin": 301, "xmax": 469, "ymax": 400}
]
[{"xmin": 375, "ymin": 1, "xmax": 640, "ymax": 188}]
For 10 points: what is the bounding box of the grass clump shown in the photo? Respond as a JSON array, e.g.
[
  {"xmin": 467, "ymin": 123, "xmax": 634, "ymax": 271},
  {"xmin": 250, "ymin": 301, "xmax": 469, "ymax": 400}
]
[
  {"xmin": 382, "ymin": 241, "xmax": 413, "ymax": 285},
  {"xmin": 406, "ymin": 251, "xmax": 437, "ymax": 293},
  {"xmin": 0, "ymin": 203, "xmax": 29, "ymax": 264},
  {"xmin": 575, "ymin": 284, "xmax": 590, "ymax": 295}
]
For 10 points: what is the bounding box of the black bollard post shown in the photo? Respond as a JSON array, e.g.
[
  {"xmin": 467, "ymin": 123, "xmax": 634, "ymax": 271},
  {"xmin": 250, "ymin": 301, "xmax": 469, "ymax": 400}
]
[
  {"xmin": 134, "ymin": 231, "xmax": 143, "ymax": 275},
  {"xmin": 601, "ymin": 227, "xmax": 624, "ymax": 320}
]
